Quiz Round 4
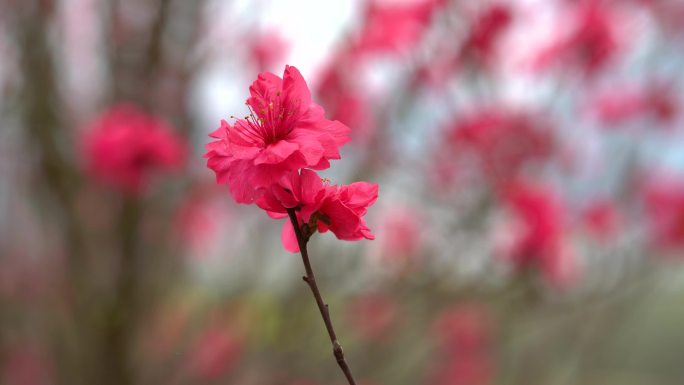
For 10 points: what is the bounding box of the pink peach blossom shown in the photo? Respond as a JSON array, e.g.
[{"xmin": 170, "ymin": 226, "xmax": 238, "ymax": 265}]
[
  {"xmin": 82, "ymin": 103, "xmax": 186, "ymax": 194},
  {"xmin": 256, "ymin": 169, "xmax": 378, "ymax": 252},
  {"xmin": 205, "ymin": 65, "xmax": 350, "ymax": 204}
]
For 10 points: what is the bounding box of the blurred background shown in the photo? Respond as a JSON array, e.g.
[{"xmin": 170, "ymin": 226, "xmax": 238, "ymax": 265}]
[{"xmin": 2, "ymin": 0, "xmax": 684, "ymax": 384}]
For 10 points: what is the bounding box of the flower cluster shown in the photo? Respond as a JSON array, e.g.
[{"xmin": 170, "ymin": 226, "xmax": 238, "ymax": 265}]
[{"xmin": 205, "ymin": 65, "xmax": 378, "ymax": 251}]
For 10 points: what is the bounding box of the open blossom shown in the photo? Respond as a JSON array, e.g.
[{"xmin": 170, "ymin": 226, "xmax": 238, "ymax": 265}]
[
  {"xmin": 256, "ymin": 169, "xmax": 378, "ymax": 252},
  {"xmin": 205, "ymin": 65, "xmax": 350, "ymax": 204},
  {"xmin": 82, "ymin": 103, "xmax": 186, "ymax": 194}
]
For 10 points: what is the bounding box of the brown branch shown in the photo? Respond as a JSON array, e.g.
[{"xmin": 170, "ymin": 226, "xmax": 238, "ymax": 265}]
[{"xmin": 286, "ymin": 208, "xmax": 358, "ymax": 385}]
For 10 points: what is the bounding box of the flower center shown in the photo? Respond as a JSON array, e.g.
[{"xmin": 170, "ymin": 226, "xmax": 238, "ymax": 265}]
[{"xmin": 239, "ymin": 94, "xmax": 302, "ymax": 146}]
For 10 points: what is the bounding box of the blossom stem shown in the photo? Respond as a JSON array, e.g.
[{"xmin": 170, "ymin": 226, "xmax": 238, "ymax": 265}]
[{"xmin": 286, "ymin": 208, "xmax": 358, "ymax": 385}]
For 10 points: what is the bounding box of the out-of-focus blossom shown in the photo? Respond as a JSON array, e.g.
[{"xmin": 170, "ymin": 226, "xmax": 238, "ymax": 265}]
[
  {"xmin": 590, "ymin": 83, "xmax": 679, "ymax": 127},
  {"xmin": 188, "ymin": 327, "xmax": 242, "ymax": 381},
  {"xmin": 1, "ymin": 345, "xmax": 53, "ymax": 385},
  {"xmin": 0, "ymin": 254, "xmax": 55, "ymax": 302},
  {"xmin": 635, "ymin": 0, "xmax": 684, "ymax": 36},
  {"xmin": 534, "ymin": 2, "xmax": 620, "ymax": 77},
  {"xmin": 582, "ymin": 199, "xmax": 620, "ymax": 241},
  {"xmin": 316, "ymin": 63, "xmax": 375, "ymax": 145},
  {"xmin": 353, "ymin": 0, "xmax": 442, "ymax": 55},
  {"xmin": 205, "ymin": 65, "xmax": 350, "ymax": 204},
  {"xmin": 643, "ymin": 177, "xmax": 684, "ymax": 251},
  {"xmin": 256, "ymin": 169, "xmax": 378, "ymax": 252},
  {"xmin": 347, "ymin": 293, "xmax": 399, "ymax": 340},
  {"xmin": 443, "ymin": 108, "xmax": 555, "ymax": 187},
  {"xmin": 431, "ymin": 304, "xmax": 494, "ymax": 385},
  {"xmin": 248, "ymin": 30, "xmax": 289, "ymax": 72},
  {"xmin": 460, "ymin": 3, "xmax": 513, "ymax": 68},
  {"xmin": 500, "ymin": 180, "xmax": 577, "ymax": 287},
  {"xmin": 82, "ymin": 103, "xmax": 186, "ymax": 194},
  {"xmin": 175, "ymin": 187, "xmax": 232, "ymax": 256},
  {"xmin": 375, "ymin": 205, "xmax": 423, "ymax": 263},
  {"xmin": 415, "ymin": 3, "xmax": 512, "ymax": 87}
]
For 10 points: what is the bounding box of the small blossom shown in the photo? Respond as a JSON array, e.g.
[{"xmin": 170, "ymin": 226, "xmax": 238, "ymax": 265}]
[
  {"xmin": 82, "ymin": 103, "xmax": 186, "ymax": 194},
  {"xmin": 256, "ymin": 169, "xmax": 378, "ymax": 252},
  {"xmin": 205, "ymin": 65, "xmax": 350, "ymax": 204}
]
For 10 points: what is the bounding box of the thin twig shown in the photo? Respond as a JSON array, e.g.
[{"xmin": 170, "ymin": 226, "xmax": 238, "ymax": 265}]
[{"xmin": 286, "ymin": 208, "xmax": 357, "ymax": 385}]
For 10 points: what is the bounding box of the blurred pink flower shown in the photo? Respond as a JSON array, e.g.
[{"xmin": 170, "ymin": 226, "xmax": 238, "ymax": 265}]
[
  {"xmin": 347, "ymin": 293, "xmax": 399, "ymax": 340},
  {"xmin": 535, "ymin": 2, "xmax": 619, "ymax": 77},
  {"xmin": 582, "ymin": 199, "xmax": 620, "ymax": 241},
  {"xmin": 82, "ymin": 103, "xmax": 186, "ymax": 194},
  {"xmin": 445, "ymin": 108, "xmax": 555, "ymax": 187},
  {"xmin": 415, "ymin": 3, "xmax": 512, "ymax": 87},
  {"xmin": 432, "ymin": 304, "xmax": 494, "ymax": 385},
  {"xmin": 2, "ymin": 345, "xmax": 53, "ymax": 385},
  {"xmin": 353, "ymin": 0, "xmax": 442, "ymax": 55},
  {"xmin": 377, "ymin": 205, "xmax": 423, "ymax": 263},
  {"xmin": 316, "ymin": 64, "xmax": 375, "ymax": 145},
  {"xmin": 174, "ymin": 187, "xmax": 232, "ymax": 255},
  {"xmin": 205, "ymin": 65, "xmax": 350, "ymax": 204},
  {"xmin": 501, "ymin": 180, "xmax": 577, "ymax": 287},
  {"xmin": 460, "ymin": 3, "xmax": 512, "ymax": 67},
  {"xmin": 188, "ymin": 328, "xmax": 242, "ymax": 381},
  {"xmin": 248, "ymin": 30, "xmax": 289, "ymax": 72},
  {"xmin": 643, "ymin": 178, "xmax": 684, "ymax": 251},
  {"xmin": 256, "ymin": 169, "xmax": 378, "ymax": 252},
  {"xmin": 590, "ymin": 83, "xmax": 678, "ymax": 126}
]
